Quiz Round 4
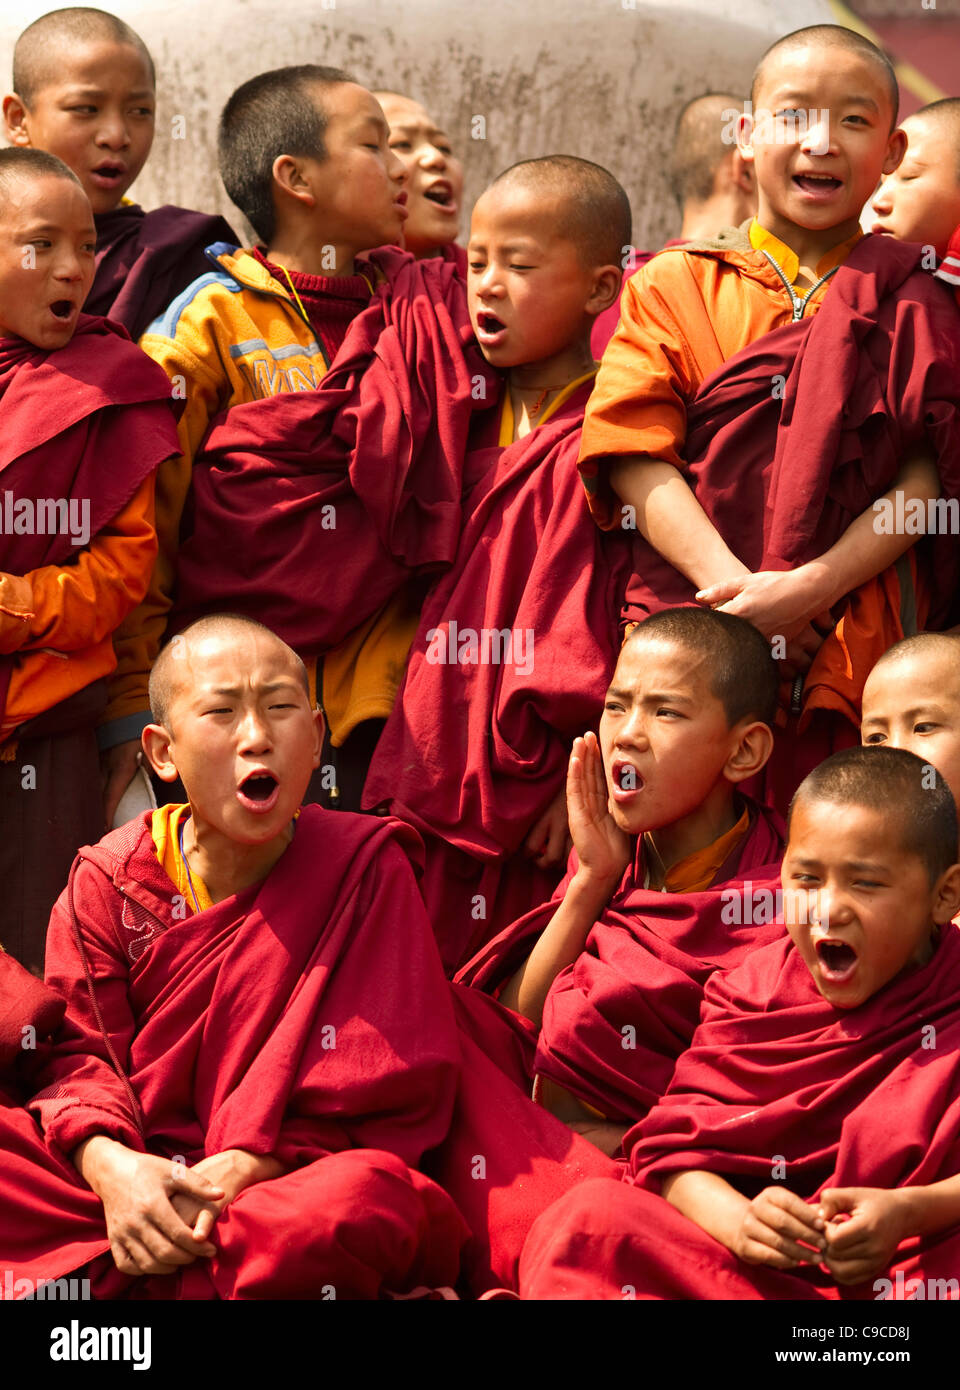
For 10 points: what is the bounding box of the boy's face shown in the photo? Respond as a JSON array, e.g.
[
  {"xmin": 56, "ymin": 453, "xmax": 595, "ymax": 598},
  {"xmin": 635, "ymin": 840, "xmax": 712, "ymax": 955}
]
[
  {"xmin": 598, "ymin": 635, "xmax": 742, "ymax": 837},
  {"xmin": 861, "ymin": 649, "xmax": 960, "ymax": 808},
  {"xmin": 871, "ymin": 113, "xmax": 960, "ymax": 257},
  {"xmin": 740, "ymin": 45, "xmax": 904, "ymax": 244},
  {"xmin": 4, "ymin": 41, "xmax": 155, "ymax": 215},
  {"xmin": 148, "ymin": 629, "xmax": 322, "ymax": 850},
  {"xmin": 292, "ymin": 85, "xmax": 408, "ymax": 256},
  {"xmin": 467, "ymin": 183, "xmax": 602, "ymax": 369},
  {"xmin": 378, "ymin": 93, "xmax": 463, "ymax": 255},
  {"xmin": 782, "ymin": 797, "xmax": 953, "ymax": 1009},
  {"xmin": 0, "ymin": 175, "xmax": 95, "ymax": 348}
]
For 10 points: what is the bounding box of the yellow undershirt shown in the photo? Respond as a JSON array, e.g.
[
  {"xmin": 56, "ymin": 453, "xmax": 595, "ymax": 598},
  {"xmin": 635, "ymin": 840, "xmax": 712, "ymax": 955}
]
[
  {"xmin": 152, "ymin": 803, "xmax": 214, "ymax": 914},
  {"xmin": 499, "ymin": 368, "xmax": 598, "ymax": 446},
  {"xmin": 748, "ymin": 217, "xmax": 863, "ymax": 289},
  {"xmin": 642, "ymin": 803, "xmax": 751, "ymax": 893}
]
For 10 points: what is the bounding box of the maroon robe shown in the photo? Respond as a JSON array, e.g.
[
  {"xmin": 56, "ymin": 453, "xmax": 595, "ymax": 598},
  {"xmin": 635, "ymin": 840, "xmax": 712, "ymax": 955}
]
[
  {"xmin": 88, "ymin": 204, "xmax": 238, "ymax": 340},
  {"xmin": 602, "ymin": 236, "xmax": 960, "ymax": 808},
  {"xmin": 520, "ymin": 927, "xmax": 960, "ymax": 1299},
  {"xmin": 459, "ymin": 798, "xmax": 785, "ymax": 1123},
  {"xmin": 362, "ymin": 381, "xmax": 632, "ymax": 971},
  {"xmin": 171, "ymin": 245, "xmax": 497, "ymax": 654},
  {"xmin": 0, "ymin": 315, "xmax": 181, "ymax": 720},
  {"xmin": 5, "ymin": 807, "xmax": 467, "ymax": 1299}
]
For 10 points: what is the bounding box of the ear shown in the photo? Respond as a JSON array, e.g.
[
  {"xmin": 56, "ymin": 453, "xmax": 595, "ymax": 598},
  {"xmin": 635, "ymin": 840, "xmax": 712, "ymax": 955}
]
[
  {"xmin": 271, "ymin": 153, "xmax": 317, "ymax": 215},
  {"xmin": 141, "ymin": 723, "xmax": 179, "ymax": 783},
  {"xmin": 3, "ymin": 93, "xmax": 31, "ymax": 145},
  {"xmin": 882, "ymin": 127, "xmax": 907, "ymax": 177},
  {"xmin": 730, "ymin": 148, "xmax": 756, "ymax": 195},
  {"xmin": 932, "ymin": 861, "xmax": 960, "ymax": 924},
  {"xmin": 585, "ymin": 263, "xmax": 623, "ymax": 317},
  {"xmin": 311, "ymin": 706, "xmax": 325, "ymax": 769},
  {"xmin": 724, "ymin": 718, "xmax": 775, "ymax": 783},
  {"xmin": 735, "ymin": 112, "xmax": 755, "ymax": 165}
]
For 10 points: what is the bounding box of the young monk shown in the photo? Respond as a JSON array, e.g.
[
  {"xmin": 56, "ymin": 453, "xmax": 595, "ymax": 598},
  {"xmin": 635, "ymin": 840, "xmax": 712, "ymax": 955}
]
[
  {"xmin": 0, "ymin": 146, "xmax": 180, "ymax": 973},
  {"xmin": 872, "ymin": 99, "xmax": 960, "ymax": 260},
  {"xmin": 453, "ymin": 606, "xmax": 785, "ymax": 1156},
  {"xmin": 362, "ymin": 155, "xmax": 631, "ymax": 969},
  {"xmin": 375, "ymin": 90, "xmax": 465, "ymax": 270},
  {"xmin": 520, "ymin": 746, "xmax": 960, "ymax": 1300},
  {"xmin": 3, "ymin": 7, "xmax": 236, "ymax": 339},
  {"xmin": 102, "ymin": 64, "xmax": 492, "ymax": 824},
  {"xmin": 861, "ymin": 632, "xmax": 960, "ymax": 807},
  {"xmin": 579, "ymin": 24, "xmax": 960, "ymax": 812},
  {"xmin": 10, "ymin": 614, "xmax": 467, "ymax": 1299}
]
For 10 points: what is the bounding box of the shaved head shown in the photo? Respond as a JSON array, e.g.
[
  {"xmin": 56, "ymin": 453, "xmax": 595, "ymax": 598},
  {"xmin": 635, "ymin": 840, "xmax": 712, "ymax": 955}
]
[
  {"xmin": 752, "ymin": 24, "xmax": 899, "ymax": 130},
  {"xmin": 0, "ymin": 145, "xmax": 82, "ymax": 201},
  {"xmin": 911, "ymin": 98, "xmax": 960, "ymax": 180},
  {"xmin": 624, "ymin": 607, "xmax": 779, "ymax": 728},
  {"xmin": 790, "ymin": 745, "xmax": 958, "ymax": 884},
  {"xmin": 487, "ymin": 155, "xmax": 631, "ymax": 269},
  {"xmin": 13, "ymin": 7, "xmax": 155, "ymax": 106},
  {"xmin": 670, "ymin": 92, "xmax": 746, "ymax": 209},
  {"xmin": 150, "ymin": 614, "xmax": 309, "ymax": 732},
  {"xmin": 869, "ymin": 631, "xmax": 960, "ymax": 681}
]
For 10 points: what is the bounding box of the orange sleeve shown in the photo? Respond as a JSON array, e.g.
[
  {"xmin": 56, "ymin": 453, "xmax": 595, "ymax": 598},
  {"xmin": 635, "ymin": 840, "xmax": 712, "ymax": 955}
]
[
  {"xmin": 578, "ymin": 256, "xmax": 701, "ymax": 527},
  {"xmin": 0, "ymin": 474, "xmax": 157, "ymax": 656}
]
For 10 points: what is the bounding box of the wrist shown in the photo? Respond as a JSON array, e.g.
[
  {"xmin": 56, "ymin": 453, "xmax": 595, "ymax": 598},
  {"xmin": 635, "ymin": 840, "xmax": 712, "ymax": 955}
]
[
  {"xmin": 570, "ymin": 863, "xmax": 622, "ymax": 906},
  {"xmin": 73, "ymin": 1134, "xmax": 124, "ymax": 1193},
  {"xmin": 892, "ymin": 1185, "xmax": 927, "ymax": 1239},
  {"xmin": 793, "ymin": 560, "xmax": 836, "ymax": 616}
]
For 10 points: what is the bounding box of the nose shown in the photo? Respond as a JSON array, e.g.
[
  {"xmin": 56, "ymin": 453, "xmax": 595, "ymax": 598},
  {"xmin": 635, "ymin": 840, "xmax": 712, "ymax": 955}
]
[
  {"xmin": 872, "ymin": 179, "xmax": 894, "ymax": 217},
  {"xmin": 616, "ymin": 707, "xmax": 650, "ymax": 750},
  {"xmin": 387, "ymin": 148, "xmax": 408, "ymax": 186},
  {"xmin": 95, "ymin": 113, "xmax": 131, "ymax": 151},
  {"xmin": 420, "ymin": 141, "xmax": 447, "ymax": 170},
  {"xmin": 474, "ymin": 262, "xmax": 502, "ymax": 297},
  {"xmin": 237, "ymin": 706, "xmax": 272, "ymax": 754},
  {"xmin": 799, "ymin": 113, "xmax": 833, "ymax": 158},
  {"xmin": 812, "ymin": 883, "xmax": 852, "ymax": 931},
  {"xmin": 54, "ymin": 249, "xmax": 87, "ymax": 283}
]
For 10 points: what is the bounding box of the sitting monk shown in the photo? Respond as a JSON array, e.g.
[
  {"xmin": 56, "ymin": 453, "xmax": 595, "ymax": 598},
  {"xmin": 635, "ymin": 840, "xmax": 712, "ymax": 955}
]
[
  {"xmin": 362, "ymin": 154, "xmax": 631, "ymax": 970},
  {"xmin": 455, "ymin": 607, "xmax": 786, "ymax": 1158},
  {"xmin": 14, "ymin": 614, "xmax": 467, "ymax": 1299},
  {"xmin": 102, "ymin": 64, "xmax": 493, "ymax": 823},
  {"xmin": 375, "ymin": 90, "xmax": 466, "ymax": 271},
  {"xmin": 519, "ymin": 746, "xmax": 960, "ymax": 1300},
  {"xmin": 0, "ymin": 146, "xmax": 181, "ymax": 972},
  {"xmin": 3, "ymin": 6, "xmax": 236, "ymax": 339},
  {"xmin": 579, "ymin": 25, "xmax": 960, "ymax": 815},
  {"xmin": 861, "ymin": 632, "xmax": 960, "ymax": 809}
]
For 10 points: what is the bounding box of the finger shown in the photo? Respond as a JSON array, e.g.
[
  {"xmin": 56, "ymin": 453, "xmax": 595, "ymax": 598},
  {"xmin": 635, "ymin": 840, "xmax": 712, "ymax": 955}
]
[
  {"xmin": 167, "ymin": 1168, "xmax": 226, "ymax": 1201},
  {"xmin": 543, "ymin": 808, "xmax": 568, "ymax": 864},
  {"xmin": 824, "ymin": 1256, "xmax": 876, "ymax": 1286},
  {"xmin": 740, "ymin": 1237, "xmax": 803, "ymax": 1271},
  {"xmin": 756, "ymin": 1206, "xmax": 826, "ymax": 1249},
  {"xmin": 139, "ymin": 1222, "xmax": 201, "ymax": 1267},
  {"xmin": 819, "ymin": 1188, "xmax": 857, "ymax": 1220},
  {"xmin": 193, "ymin": 1207, "xmax": 218, "ymax": 1243},
  {"xmin": 523, "ymin": 813, "xmax": 548, "ymax": 858},
  {"xmin": 695, "ymin": 580, "xmax": 744, "ymax": 606},
  {"xmin": 122, "ymin": 1232, "xmax": 178, "ymax": 1277},
  {"xmin": 151, "ymin": 1200, "xmax": 218, "ymax": 1257},
  {"xmin": 763, "ymin": 1189, "xmax": 826, "ymax": 1232},
  {"xmin": 111, "ymin": 1238, "xmax": 141, "ymax": 1278}
]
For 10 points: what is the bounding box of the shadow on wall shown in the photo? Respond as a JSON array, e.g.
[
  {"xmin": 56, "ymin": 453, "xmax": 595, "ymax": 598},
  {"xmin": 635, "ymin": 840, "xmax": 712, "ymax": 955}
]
[{"xmin": 0, "ymin": 0, "xmax": 832, "ymax": 250}]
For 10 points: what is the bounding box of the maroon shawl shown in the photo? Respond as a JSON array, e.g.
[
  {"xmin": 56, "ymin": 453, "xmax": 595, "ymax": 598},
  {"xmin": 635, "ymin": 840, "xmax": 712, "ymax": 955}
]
[
  {"xmin": 171, "ymin": 245, "xmax": 496, "ymax": 653},
  {"xmin": 6, "ymin": 807, "xmax": 463, "ymax": 1293},
  {"xmin": 0, "ymin": 315, "xmax": 181, "ymax": 716},
  {"xmin": 519, "ymin": 924, "xmax": 960, "ymax": 1300},
  {"xmin": 619, "ymin": 236, "xmax": 960, "ymax": 630},
  {"xmin": 362, "ymin": 383, "xmax": 632, "ymax": 969},
  {"xmin": 460, "ymin": 798, "xmax": 785, "ymax": 1123},
  {"xmin": 88, "ymin": 204, "xmax": 238, "ymax": 339}
]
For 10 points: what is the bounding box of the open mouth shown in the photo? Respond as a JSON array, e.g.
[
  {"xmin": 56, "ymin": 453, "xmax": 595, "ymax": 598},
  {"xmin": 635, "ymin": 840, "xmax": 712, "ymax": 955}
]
[
  {"xmin": 49, "ymin": 300, "xmax": 74, "ymax": 320},
  {"xmin": 92, "ymin": 163, "xmax": 125, "ymax": 182},
  {"xmin": 424, "ymin": 182, "xmax": 455, "ymax": 208},
  {"xmin": 815, "ymin": 938, "xmax": 858, "ymax": 980},
  {"xmin": 793, "ymin": 172, "xmax": 842, "ymax": 194},
  {"xmin": 237, "ymin": 770, "xmax": 280, "ymax": 813},
  {"xmin": 611, "ymin": 760, "xmax": 643, "ymax": 800},
  {"xmin": 476, "ymin": 310, "xmax": 506, "ymax": 334}
]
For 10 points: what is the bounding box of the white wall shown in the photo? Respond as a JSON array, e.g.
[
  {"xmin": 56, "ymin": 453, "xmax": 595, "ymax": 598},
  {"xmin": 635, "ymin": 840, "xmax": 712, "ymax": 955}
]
[{"xmin": 0, "ymin": 0, "xmax": 832, "ymax": 249}]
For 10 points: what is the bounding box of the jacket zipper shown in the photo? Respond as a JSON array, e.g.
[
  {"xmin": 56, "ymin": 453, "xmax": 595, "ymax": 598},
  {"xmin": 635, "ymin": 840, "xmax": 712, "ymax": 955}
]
[{"xmin": 760, "ymin": 249, "xmax": 839, "ymax": 321}]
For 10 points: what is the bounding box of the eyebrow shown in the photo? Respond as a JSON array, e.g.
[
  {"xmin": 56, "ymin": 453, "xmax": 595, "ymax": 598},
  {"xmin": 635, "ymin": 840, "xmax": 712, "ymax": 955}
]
[
  {"xmin": 358, "ymin": 114, "xmax": 389, "ymax": 136},
  {"xmin": 788, "ymin": 855, "xmax": 888, "ymax": 874},
  {"xmin": 390, "ymin": 119, "xmax": 448, "ymax": 138},
  {"xmin": 201, "ymin": 680, "xmax": 300, "ymax": 698},
  {"xmin": 61, "ymin": 86, "xmax": 155, "ymax": 99}
]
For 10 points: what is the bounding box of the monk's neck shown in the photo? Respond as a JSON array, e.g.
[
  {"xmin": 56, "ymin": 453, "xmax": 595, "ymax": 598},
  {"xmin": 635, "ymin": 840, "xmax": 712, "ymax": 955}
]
[
  {"xmin": 265, "ymin": 229, "xmax": 360, "ymax": 279},
  {"xmin": 182, "ymin": 812, "xmax": 294, "ymax": 904},
  {"xmin": 507, "ymin": 338, "xmax": 595, "ymax": 440},
  {"xmin": 644, "ymin": 787, "xmax": 740, "ymax": 890},
  {"xmin": 756, "ymin": 205, "xmax": 860, "ymax": 287}
]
